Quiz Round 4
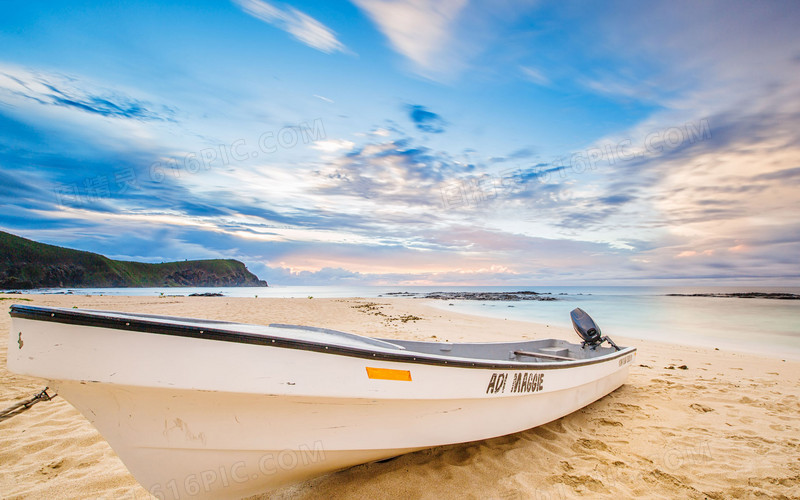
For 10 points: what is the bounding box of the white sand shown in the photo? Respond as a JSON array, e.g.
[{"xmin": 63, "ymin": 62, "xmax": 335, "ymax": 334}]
[{"xmin": 1, "ymin": 294, "xmax": 798, "ymax": 499}]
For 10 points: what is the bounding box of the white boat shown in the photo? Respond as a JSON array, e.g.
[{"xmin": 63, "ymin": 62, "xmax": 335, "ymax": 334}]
[{"xmin": 7, "ymin": 304, "xmax": 635, "ymax": 499}]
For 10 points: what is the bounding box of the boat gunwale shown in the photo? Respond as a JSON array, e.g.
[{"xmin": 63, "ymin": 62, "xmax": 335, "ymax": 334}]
[{"xmin": 9, "ymin": 304, "xmax": 635, "ymax": 371}]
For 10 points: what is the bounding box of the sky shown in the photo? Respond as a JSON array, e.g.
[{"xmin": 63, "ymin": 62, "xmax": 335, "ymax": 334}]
[{"xmin": 1, "ymin": 0, "xmax": 799, "ymax": 286}]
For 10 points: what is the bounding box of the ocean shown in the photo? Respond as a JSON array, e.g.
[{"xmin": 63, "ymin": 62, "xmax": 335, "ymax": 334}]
[{"xmin": 12, "ymin": 285, "xmax": 800, "ymax": 360}]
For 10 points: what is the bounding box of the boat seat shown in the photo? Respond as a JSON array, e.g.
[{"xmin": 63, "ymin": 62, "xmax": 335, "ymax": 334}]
[{"xmin": 539, "ymin": 347, "xmax": 570, "ymax": 357}]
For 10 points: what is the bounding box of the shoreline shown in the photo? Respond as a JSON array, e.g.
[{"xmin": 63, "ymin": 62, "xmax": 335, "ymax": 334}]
[
  {"xmin": 6, "ymin": 285, "xmax": 799, "ymax": 362},
  {"xmin": 1, "ymin": 294, "xmax": 799, "ymax": 499}
]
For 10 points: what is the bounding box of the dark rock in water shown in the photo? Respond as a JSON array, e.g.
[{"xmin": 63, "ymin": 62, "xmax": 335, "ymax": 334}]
[
  {"xmin": 189, "ymin": 292, "xmax": 224, "ymax": 297},
  {"xmin": 666, "ymin": 292, "xmax": 800, "ymax": 300},
  {"xmin": 384, "ymin": 291, "xmax": 558, "ymax": 302}
]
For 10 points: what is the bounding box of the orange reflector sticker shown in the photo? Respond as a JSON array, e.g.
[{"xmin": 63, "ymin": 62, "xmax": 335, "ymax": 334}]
[{"xmin": 366, "ymin": 367, "xmax": 412, "ymax": 381}]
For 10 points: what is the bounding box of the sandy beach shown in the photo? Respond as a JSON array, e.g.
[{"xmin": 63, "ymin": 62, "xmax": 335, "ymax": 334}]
[{"xmin": 1, "ymin": 294, "xmax": 799, "ymax": 499}]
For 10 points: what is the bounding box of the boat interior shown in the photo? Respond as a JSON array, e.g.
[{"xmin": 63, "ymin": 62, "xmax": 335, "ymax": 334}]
[
  {"xmin": 378, "ymin": 337, "xmax": 621, "ymax": 363},
  {"xmin": 268, "ymin": 323, "xmax": 620, "ymax": 362}
]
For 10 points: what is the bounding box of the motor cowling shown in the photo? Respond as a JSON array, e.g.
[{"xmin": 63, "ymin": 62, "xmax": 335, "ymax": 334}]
[{"xmin": 570, "ymin": 308, "xmax": 602, "ymax": 345}]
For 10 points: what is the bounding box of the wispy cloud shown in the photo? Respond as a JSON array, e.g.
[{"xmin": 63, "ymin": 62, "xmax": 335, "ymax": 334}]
[
  {"xmin": 0, "ymin": 65, "xmax": 173, "ymax": 121},
  {"xmin": 351, "ymin": 0, "xmax": 545, "ymax": 81},
  {"xmin": 352, "ymin": 0, "xmax": 467, "ymax": 76},
  {"xmin": 233, "ymin": 0, "xmax": 346, "ymax": 54},
  {"xmin": 519, "ymin": 66, "xmax": 549, "ymax": 86}
]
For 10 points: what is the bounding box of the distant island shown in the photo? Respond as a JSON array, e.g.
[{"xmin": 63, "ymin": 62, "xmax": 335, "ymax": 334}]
[
  {"xmin": 0, "ymin": 231, "xmax": 267, "ymax": 289},
  {"xmin": 666, "ymin": 292, "xmax": 799, "ymax": 300}
]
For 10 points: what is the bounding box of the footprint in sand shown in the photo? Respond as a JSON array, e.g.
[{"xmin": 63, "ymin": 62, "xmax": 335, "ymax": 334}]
[
  {"xmin": 690, "ymin": 403, "xmax": 714, "ymax": 413},
  {"xmin": 650, "ymin": 378, "xmax": 677, "ymax": 385},
  {"xmin": 573, "ymin": 438, "xmax": 611, "ymax": 452},
  {"xmin": 551, "ymin": 472, "xmax": 607, "ymax": 494},
  {"xmin": 37, "ymin": 459, "xmax": 66, "ymax": 477},
  {"xmin": 615, "ymin": 402, "xmax": 642, "ymax": 410},
  {"xmin": 592, "ymin": 417, "xmax": 624, "ymax": 427}
]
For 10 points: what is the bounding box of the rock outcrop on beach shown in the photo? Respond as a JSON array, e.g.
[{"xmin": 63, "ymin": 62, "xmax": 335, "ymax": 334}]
[{"xmin": 0, "ymin": 231, "xmax": 267, "ymax": 289}]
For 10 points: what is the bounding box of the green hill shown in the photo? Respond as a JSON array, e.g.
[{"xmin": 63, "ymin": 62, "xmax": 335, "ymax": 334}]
[{"xmin": 0, "ymin": 231, "xmax": 267, "ymax": 289}]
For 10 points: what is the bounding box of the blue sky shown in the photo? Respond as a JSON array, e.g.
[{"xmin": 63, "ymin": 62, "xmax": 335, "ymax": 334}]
[{"xmin": 2, "ymin": 0, "xmax": 799, "ymax": 285}]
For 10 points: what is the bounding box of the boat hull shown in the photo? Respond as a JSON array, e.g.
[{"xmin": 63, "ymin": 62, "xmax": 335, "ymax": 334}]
[{"xmin": 8, "ymin": 307, "xmax": 635, "ymax": 499}]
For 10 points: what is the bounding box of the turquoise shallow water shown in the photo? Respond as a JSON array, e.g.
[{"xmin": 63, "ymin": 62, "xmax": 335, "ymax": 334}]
[
  {"xmin": 14, "ymin": 285, "xmax": 800, "ymax": 360},
  {"xmin": 421, "ymin": 287, "xmax": 800, "ymax": 360}
]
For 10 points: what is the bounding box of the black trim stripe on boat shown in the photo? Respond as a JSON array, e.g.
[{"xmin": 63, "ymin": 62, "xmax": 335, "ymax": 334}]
[{"xmin": 9, "ymin": 304, "xmax": 635, "ymax": 371}]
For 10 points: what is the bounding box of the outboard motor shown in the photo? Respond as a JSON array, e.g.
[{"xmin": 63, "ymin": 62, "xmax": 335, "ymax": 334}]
[
  {"xmin": 570, "ymin": 308, "xmax": 601, "ymax": 344},
  {"xmin": 570, "ymin": 308, "xmax": 620, "ymax": 351}
]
